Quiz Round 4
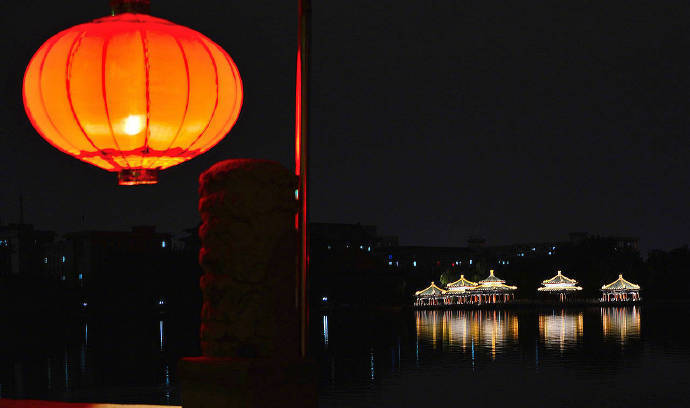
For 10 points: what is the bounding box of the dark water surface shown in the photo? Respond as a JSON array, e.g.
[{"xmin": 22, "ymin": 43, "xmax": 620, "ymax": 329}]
[
  {"xmin": 1, "ymin": 304, "xmax": 689, "ymax": 406},
  {"xmin": 317, "ymin": 305, "xmax": 690, "ymax": 407}
]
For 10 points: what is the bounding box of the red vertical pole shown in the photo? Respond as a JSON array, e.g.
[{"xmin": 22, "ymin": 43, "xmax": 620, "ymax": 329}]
[{"xmin": 296, "ymin": 0, "xmax": 311, "ymax": 358}]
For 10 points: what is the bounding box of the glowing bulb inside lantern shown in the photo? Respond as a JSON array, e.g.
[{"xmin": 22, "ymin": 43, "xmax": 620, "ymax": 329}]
[{"xmin": 123, "ymin": 115, "xmax": 144, "ymax": 135}]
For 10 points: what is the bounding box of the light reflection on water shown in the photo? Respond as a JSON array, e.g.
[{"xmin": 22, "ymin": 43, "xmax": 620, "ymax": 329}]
[
  {"xmin": 415, "ymin": 310, "xmax": 519, "ymax": 359},
  {"xmin": 601, "ymin": 305, "xmax": 641, "ymax": 343},
  {"xmin": 539, "ymin": 310, "xmax": 584, "ymax": 351},
  {"xmin": 413, "ymin": 308, "xmax": 641, "ymax": 357},
  {"xmin": 159, "ymin": 319, "xmax": 165, "ymax": 352},
  {"xmin": 0, "ymin": 316, "xmax": 180, "ymax": 404}
]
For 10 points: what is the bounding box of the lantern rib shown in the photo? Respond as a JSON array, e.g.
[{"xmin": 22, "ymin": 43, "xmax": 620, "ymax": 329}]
[
  {"xmin": 176, "ymin": 36, "xmax": 220, "ymax": 157},
  {"xmin": 101, "ymin": 33, "xmax": 130, "ymax": 169},
  {"xmin": 197, "ymin": 45, "xmax": 243, "ymax": 154},
  {"xmin": 33, "ymin": 30, "xmax": 82, "ymax": 155},
  {"xmin": 139, "ymin": 29, "xmax": 152, "ymax": 155},
  {"xmin": 148, "ymin": 35, "xmax": 191, "ymax": 170},
  {"xmin": 65, "ymin": 30, "xmax": 113, "ymax": 162}
]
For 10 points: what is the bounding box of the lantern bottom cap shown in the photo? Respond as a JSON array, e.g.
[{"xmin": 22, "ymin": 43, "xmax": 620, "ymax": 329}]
[{"xmin": 118, "ymin": 169, "xmax": 159, "ymax": 185}]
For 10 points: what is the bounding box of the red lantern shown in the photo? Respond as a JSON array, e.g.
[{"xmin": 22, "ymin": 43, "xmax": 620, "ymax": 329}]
[{"xmin": 23, "ymin": 0, "xmax": 243, "ymax": 185}]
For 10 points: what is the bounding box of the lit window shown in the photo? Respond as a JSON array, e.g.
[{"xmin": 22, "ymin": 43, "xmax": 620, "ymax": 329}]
[
  {"xmin": 161, "ymin": 241, "xmax": 166, "ymax": 248},
  {"xmin": 532, "ymin": 247, "xmax": 536, "ymax": 251},
  {"xmin": 552, "ymin": 246, "xmax": 556, "ymax": 250},
  {"xmin": 327, "ymin": 245, "xmax": 332, "ymax": 250},
  {"xmin": 388, "ymin": 254, "xmax": 393, "ymax": 260},
  {"xmin": 395, "ymin": 261, "xmax": 399, "ymax": 267},
  {"xmin": 78, "ymin": 273, "xmax": 83, "ymax": 280},
  {"xmin": 469, "ymin": 259, "xmax": 473, "ymax": 265},
  {"xmin": 294, "ymin": 189, "xmax": 299, "ymax": 200},
  {"xmin": 44, "ymin": 257, "xmax": 48, "ymax": 264},
  {"xmin": 360, "ymin": 245, "xmax": 364, "ymax": 250},
  {"xmin": 548, "ymin": 251, "xmax": 552, "ymax": 256},
  {"xmin": 322, "ymin": 296, "xmax": 328, "ymax": 302},
  {"xmin": 388, "ymin": 261, "xmax": 393, "ymax": 266},
  {"xmin": 61, "ymin": 256, "xmax": 66, "ymax": 263},
  {"xmin": 367, "ymin": 246, "xmax": 371, "ymax": 252},
  {"xmin": 413, "ymin": 261, "xmax": 417, "ymax": 267},
  {"xmin": 346, "ymin": 243, "xmax": 350, "ymax": 248}
]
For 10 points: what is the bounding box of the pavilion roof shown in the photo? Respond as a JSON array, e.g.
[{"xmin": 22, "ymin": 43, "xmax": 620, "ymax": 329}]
[
  {"xmin": 601, "ymin": 274, "xmax": 640, "ymax": 291},
  {"xmin": 538, "ymin": 285, "xmax": 582, "ymax": 292},
  {"xmin": 478, "ymin": 270, "xmax": 505, "ymax": 284},
  {"xmin": 415, "ymin": 281, "xmax": 447, "ymax": 296},
  {"xmin": 542, "ymin": 270, "xmax": 578, "ymax": 285},
  {"xmin": 472, "ymin": 283, "xmax": 518, "ymax": 292},
  {"xmin": 447, "ymin": 274, "xmax": 478, "ymax": 288}
]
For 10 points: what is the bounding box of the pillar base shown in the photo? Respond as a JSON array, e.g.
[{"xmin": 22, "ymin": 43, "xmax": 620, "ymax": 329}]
[{"xmin": 178, "ymin": 357, "xmax": 317, "ymax": 408}]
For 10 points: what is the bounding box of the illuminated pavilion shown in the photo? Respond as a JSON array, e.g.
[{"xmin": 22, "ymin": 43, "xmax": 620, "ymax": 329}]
[
  {"xmin": 414, "ymin": 282, "xmax": 448, "ymax": 307},
  {"xmin": 471, "ymin": 270, "xmax": 518, "ymax": 304},
  {"xmin": 537, "ymin": 270, "xmax": 583, "ymax": 301},
  {"xmin": 446, "ymin": 275, "xmax": 479, "ymax": 304},
  {"xmin": 600, "ymin": 274, "xmax": 641, "ymax": 302},
  {"xmin": 413, "ymin": 270, "xmax": 518, "ymax": 307}
]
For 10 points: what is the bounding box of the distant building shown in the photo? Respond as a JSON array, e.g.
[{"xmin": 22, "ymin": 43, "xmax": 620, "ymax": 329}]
[
  {"xmin": 309, "ymin": 223, "xmax": 405, "ymax": 306},
  {"xmin": 309, "ymin": 223, "xmax": 643, "ymax": 305},
  {"xmin": 0, "ymin": 224, "xmax": 55, "ymax": 278},
  {"xmin": 487, "ymin": 232, "xmax": 640, "ymax": 263},
  {"xmin": 310, "ymin": 222, "xmax": 396, "ymax": 253},
  {"xmin": 489, "ymin": 240, "xmax": 564, "ymax": 261},
  {"xmin": 377, "ymin": 245, "xmax": 476, "ymax": 278},
  {"xmin": 52, "ymin": 225, "xmax": 172, "ymax": 285},
  {"xmin": 569, "ymin": 232, "xmax": 639, "ymax": 251}
]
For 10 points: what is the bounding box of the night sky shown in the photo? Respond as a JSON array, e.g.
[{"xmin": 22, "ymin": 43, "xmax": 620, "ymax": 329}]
[{"xmin": 1, "ymin": 1, "xmax": 688, "ymax": 253}]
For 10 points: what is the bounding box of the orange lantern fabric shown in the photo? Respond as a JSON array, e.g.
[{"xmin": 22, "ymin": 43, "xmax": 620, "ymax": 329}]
[{"xmin": 23, "ymin": 12, "xmax": 243, "ymax": 185}]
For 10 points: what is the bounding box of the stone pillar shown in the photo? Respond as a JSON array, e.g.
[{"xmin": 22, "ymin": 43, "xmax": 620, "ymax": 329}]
[{"xmin": 178, "ymin": 159, "xmax": 317, "ymax": 408}]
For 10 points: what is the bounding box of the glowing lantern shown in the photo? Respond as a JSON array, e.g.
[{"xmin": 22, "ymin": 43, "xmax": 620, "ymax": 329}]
[{"xmin": 23, "ymin": 0, "xmax": 243, "ymax": 185}]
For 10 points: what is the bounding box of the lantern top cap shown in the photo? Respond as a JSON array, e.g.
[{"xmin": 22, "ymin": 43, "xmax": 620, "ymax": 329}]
[
  {"xmin": 110, "ymin": 0, "xmax": 151, "ymax": 15},
  {"xmin": 92, "ymin": 13, "xmax": 174, "ymax": 26}
]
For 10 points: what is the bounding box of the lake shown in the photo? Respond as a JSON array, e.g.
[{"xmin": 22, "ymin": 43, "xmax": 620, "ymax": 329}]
[{"xmin": 1, "ymin": 304, "xmax": 689, "ymax": 407}]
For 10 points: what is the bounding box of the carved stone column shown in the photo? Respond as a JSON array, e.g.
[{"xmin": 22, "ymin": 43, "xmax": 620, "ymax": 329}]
[{"xmin": 178, "ymin": 159, "xmax": 316, "ymax": 407}]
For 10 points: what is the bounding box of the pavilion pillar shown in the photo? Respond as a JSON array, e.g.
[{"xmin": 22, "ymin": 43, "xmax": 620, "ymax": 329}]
[{"xmin": 178, "ymin": 160, "xmax": 317, "ymax": 408}]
